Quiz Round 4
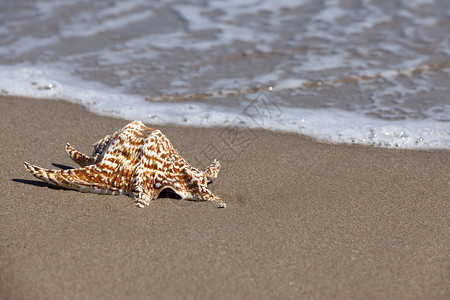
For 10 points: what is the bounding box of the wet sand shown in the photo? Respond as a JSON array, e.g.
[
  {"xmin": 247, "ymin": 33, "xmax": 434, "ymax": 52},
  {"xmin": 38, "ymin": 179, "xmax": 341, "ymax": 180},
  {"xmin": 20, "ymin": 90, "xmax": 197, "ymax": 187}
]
[{"xmin": 0, "ymin": 95, "xmax": 448, "ymax": 299}]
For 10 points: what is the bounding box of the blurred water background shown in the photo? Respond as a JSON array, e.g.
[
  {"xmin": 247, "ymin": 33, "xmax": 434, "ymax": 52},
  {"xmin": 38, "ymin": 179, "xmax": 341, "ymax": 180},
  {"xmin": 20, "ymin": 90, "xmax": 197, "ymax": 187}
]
[{"xmin": 1, "ymin": 0, "xmax": 449, "ymax": 149}]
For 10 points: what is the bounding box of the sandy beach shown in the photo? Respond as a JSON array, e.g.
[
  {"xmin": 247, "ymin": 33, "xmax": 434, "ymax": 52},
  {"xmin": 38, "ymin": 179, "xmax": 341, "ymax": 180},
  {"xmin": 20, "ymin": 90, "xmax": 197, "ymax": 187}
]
[{"xmin": 0, "ymin": 95, "xmax": 448, "ymax": 299}]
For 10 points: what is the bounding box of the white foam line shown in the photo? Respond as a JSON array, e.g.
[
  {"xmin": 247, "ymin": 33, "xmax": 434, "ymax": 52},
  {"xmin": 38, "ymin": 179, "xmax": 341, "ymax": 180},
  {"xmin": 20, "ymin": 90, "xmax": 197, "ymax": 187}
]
[{"xmin": 0, "ymin": 65, "xmax": 448, "ymax": 150}]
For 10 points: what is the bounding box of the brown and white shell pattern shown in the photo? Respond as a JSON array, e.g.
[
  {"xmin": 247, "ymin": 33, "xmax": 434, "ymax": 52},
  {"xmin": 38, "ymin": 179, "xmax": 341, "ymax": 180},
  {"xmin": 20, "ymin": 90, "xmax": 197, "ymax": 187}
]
[{"xmin": 24, "ymin": 120, "xmax": 225, "ymax": 208}]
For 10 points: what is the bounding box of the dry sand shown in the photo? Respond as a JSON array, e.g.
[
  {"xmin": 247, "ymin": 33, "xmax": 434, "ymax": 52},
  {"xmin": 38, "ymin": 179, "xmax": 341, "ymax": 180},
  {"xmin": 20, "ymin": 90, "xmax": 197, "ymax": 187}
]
[{"xmin": 0, "ymin": 95, "xmax": 448, "ymax": 299}]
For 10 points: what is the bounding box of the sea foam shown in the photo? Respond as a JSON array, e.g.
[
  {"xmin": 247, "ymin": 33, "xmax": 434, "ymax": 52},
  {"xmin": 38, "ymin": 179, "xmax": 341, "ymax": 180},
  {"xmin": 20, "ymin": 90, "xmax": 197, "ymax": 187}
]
[{"xmin": 0, "ymin": 0, "xmax": 449, "ymax": 150}]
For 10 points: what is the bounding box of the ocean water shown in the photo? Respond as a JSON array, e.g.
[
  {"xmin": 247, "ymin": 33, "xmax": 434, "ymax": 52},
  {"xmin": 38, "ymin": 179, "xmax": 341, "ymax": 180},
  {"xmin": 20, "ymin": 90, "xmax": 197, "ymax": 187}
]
[{"xmin": 1, "ymin": 0, "xmax": 449, "ymax": 149}]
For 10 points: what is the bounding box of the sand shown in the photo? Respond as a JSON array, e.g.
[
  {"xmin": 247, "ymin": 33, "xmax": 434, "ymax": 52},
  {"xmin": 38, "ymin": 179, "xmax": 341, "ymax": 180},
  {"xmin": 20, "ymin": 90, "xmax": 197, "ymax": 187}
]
[{"xmin": 0, "ymin": 95, "xmax": 448, "ymax": 299}]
